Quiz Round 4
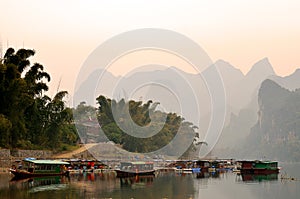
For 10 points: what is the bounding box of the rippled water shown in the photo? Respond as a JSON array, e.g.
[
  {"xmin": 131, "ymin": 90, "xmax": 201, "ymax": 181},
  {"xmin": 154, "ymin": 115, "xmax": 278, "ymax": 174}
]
[{"xmin": 0, "ymin": 163, "xmax": 299, "ymax": 199}]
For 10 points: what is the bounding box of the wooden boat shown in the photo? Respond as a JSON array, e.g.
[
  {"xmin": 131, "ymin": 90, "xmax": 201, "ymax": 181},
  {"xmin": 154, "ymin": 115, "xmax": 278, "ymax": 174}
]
[
  {"xmin": 115, "ymin": 161, "xmax": 155, "ymax": 177},
  {"xmin": 10, "ymin": 159, "xmax": 70, "ymax": 179},
  {"xmin": 239, "ymin": 160, "xmax": 279, "ymax": 174}
]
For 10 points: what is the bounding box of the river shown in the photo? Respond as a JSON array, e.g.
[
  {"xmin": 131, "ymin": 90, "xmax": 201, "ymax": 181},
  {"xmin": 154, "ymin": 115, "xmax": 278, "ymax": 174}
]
[{"xmin": 0, "ymin": 162, "xmax": 299, "ymax": 199}]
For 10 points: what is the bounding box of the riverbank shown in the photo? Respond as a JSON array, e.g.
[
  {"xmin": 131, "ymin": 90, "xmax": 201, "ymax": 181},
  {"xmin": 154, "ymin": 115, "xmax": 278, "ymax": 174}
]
[{"xmin": 0, "ymin": 148, "xmax": 53, "ymax": 169}]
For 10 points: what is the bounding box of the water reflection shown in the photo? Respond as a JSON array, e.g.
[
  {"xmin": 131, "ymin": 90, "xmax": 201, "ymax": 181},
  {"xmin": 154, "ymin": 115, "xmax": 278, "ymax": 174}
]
[
  {"xmin": 0, "ymin": 167, "xmax": 299, "ymax": 199},
  {"xmin": 119, "ymin": 175, "xmax": 154, "ymax": 189},
  {"xmin": 195, "ymin": 171, "xmax": 220, "ymax": 179},
  {"xmin": 98, "ymin": 172, "xmax": 195, "ymax": 199},
  {"xmin": 4, "ymin": 171, "xmax": 261, "ymax": 198},
  {"xmin": 9, "ymin": 176, "xmax": 70, "ymax": 190},
  {"xmin": 239, "ymin": 173, "xmax": 278, "ymax": 182}
]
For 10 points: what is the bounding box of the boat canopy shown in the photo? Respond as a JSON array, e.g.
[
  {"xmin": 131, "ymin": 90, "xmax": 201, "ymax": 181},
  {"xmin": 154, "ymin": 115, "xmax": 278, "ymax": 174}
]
[
  {"xmin": 23, "ymin": 159, "xmax": 70, "ymax": 165},
  {"xmin": 121, "ymin": 161, "xmax": 153, "ymax": 165}
]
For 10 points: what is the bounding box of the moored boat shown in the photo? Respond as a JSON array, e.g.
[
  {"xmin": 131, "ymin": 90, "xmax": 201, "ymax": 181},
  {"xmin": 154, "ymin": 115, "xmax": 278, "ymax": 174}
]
[
  {"xmin": 10, "ymin": 159, "xmax": 70, "ymax": 179},
  {"xmin": 193, "ymin": 160, "xmax": 210, "ymax": 172},
  {"xmin": 115, "ymin": 161, "xmax": 155, "ymax": 177},
  {"xmin": 239, "ymin": 160, "xmax": 279, "ymax": 174}
]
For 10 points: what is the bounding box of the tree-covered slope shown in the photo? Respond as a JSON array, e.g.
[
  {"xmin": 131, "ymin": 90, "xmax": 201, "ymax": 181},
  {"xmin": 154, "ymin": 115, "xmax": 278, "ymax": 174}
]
[{"xmin": 95, "ymin": 95, "xmax": 198, "ymax": 157}]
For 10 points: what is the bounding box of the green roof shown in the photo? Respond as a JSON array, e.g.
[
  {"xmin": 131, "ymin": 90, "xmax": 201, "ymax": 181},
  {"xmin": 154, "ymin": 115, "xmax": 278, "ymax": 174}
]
[{"xmin": 24, "ymin": 159, "xmax": 69, "ymax": 165}]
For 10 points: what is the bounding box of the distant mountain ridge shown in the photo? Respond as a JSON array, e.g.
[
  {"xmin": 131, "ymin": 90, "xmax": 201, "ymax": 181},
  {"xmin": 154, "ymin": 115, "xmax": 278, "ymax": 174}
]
[
  {"xmin": 75, "ymin": 57, "xmax": 285, "ymax": 111},
  {"xmin": 246, "ymin": 58, "xmax": 275, "ymax": 79},
  {"xmin": 241, "ymin": 79, "xmax": 300, "ymax": 161},
  {"xmin": 269, "ymin": 68, "xmax": 300, "ymax": 91},
  {"xmin": 74, "ymin": 58, "xmax": 300, "ymax": 160},
  {"xmin": 213, "ymin": 59, "xmax": 300, "ymax": 154}
]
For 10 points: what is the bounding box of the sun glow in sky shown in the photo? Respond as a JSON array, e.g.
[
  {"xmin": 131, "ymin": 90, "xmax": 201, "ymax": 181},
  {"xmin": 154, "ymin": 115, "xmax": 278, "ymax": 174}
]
[{"xmin": 1, "ymin": 0, "xmax": 300, "ymax": 97}]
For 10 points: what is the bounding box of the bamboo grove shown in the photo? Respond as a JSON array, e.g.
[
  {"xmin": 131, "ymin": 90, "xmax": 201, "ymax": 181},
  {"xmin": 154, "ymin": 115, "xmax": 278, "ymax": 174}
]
[{"xmin": 0, "ymin": 48, "xmax": 78, "ymax": 150}]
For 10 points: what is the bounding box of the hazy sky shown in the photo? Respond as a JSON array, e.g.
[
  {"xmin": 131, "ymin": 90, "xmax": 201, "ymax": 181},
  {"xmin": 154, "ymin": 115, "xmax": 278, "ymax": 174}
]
[{"xmin": 1, "ymin": 0, "xmax": 300, "ymax": 98}]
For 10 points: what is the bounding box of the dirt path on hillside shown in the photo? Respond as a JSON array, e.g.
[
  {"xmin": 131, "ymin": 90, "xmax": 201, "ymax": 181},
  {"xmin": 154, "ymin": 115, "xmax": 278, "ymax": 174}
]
[{"xmin": 52, "ymin": 143, "xmax": 98, "ymax": 159}]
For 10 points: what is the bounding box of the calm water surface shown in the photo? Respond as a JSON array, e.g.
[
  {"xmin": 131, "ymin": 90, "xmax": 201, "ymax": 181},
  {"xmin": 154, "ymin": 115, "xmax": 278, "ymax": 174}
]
[{"xmin": 0, "ymin": 163, "xmax": 299, "ymax": 199}]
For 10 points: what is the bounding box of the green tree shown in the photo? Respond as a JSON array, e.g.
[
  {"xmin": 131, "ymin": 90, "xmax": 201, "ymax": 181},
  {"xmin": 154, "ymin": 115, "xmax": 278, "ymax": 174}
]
[
  {"xmin": 26, "ymin": 90, "xmax": 77, "ymax": 150},
  {"xmin": 0, "ymin": 48, "xmax": 50, "ymax": 148},
  {"xmin": 0, "ymin": 48, "xmax": 78, "ymax": 150},
  {"xmin": 0, "ymin": 114, "xmax": 12, "ymax": 148},
  {"xmin": 44, "ymin": 91, "xmax": 73, "ymax": 149}
]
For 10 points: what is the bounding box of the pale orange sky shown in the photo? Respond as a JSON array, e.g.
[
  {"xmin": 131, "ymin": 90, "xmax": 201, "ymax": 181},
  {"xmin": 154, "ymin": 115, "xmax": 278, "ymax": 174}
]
[{"xmin": 1, "ymin": 0, "xmax": 300, "ymax": 98}]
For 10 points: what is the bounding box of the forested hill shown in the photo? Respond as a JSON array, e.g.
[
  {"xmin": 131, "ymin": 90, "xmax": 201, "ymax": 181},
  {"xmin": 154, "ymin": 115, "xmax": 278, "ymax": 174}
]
[
  {"xmin": 94, "ymin": 95, "xmax": 198, "ymax": 157},
  {"xmin": 245, "ymin": 79, "xmax": 300, "ymax": 161}
]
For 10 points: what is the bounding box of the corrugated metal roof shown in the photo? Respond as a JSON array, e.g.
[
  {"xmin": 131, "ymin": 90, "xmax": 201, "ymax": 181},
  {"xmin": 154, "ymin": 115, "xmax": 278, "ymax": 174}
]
[{"xmin": 24, "ymin": 159, "xmax": 69, "ymax": 165}]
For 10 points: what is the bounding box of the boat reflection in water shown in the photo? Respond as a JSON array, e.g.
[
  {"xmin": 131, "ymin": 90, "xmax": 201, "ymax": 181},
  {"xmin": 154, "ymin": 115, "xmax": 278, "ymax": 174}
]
[
  {"xmin": 119, "ymin": 175, "xmax": 154, "ymax": 189},
  {"xmin": 9, "ymin": 176, "xmax": 70, "ymax": 192},
  {"xmin": 240, "ymin": 173, "xmax": 278, "ymax": 182},
  {"xmin": 196, "ymin": 171, "xmax": 220, "ymax": 179}
]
